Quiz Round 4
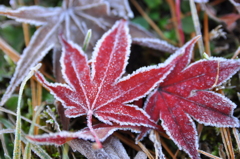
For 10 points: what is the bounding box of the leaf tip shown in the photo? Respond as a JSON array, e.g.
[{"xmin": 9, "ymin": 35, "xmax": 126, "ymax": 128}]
[{"xmin": 191, "ymin": 35, "xmax": 202, "ymax": 45}]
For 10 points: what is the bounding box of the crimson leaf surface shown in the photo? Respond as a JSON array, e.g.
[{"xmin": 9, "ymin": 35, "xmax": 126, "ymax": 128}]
[{"xmin": 141, "ymin": 37, "xmax": 240, "ymax": 159}]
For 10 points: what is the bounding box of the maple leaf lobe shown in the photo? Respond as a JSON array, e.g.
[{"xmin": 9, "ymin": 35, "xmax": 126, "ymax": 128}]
[
  {"xmin": 26, "ymin": 133, "xmax": 74, "ymax": 146},
  {"xmin": 26, "ymin": 123, "xmax": 141, "ymax": 146}
]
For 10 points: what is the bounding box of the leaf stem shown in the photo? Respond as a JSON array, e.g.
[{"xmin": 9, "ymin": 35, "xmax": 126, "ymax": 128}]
[{"xmin": 87, "ymin": 111, "xmax": 102, "ymax": 149}]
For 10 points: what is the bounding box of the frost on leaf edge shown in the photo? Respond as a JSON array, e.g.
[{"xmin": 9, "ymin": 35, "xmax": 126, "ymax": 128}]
[
  {"xmin": 182, "ymin": 58, "xmax": 240, "ymax": 86},
  {"xmin": 160, "ymin": 112, "xmax": 200, "ymax": 159},
  {"xmin": 59, "ymin": 38, "xmax": 89, "ymax": 91},
  {"xmin": 90, "ymin": 19, "xmax": 131, "ymax": 81},
  {"xmin": 94, "ymin": 103, "xmax": 158, "ymax": 128},
  {"xmin": 27, "ymin": 125, "xmax": 141, "ymax": 146},
  {"xmin": 0, "ymin": 6, "xmax": 61, "ymax": 25},
  {"xmin": 189, "ymin": 91, "xmax": 240, "ymax": 127},
  {"xmin": 35, "ymin": 72, "xmax": 88, "ymax": 117}
]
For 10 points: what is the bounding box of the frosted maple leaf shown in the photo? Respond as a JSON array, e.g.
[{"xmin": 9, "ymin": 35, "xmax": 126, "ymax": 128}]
[
  {"xmin": 138, "ymin": 36, "xmax": 240, "ymax": 159},
  {"xmin": 0, "ymin": 0, "xmax": 178, "ymax": 106},
  {"xmin": 26, "ymin": 20, "xmax": 181, "ymax": 147}
]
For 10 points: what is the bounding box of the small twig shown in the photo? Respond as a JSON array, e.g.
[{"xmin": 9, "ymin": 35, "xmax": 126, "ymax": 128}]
[
  {"xmin": 204, "ymin": 12, "xmax": 211, "ymax": 56},
  {"xmin": 22, "ymin": 23, "xmax": 30, "ymax": 46},
  {"xmin": 0, "ymin": 36, "xmax": 20, "ymax": 62},
  {"xmin": 231, "ymin": 47, "xmax": 240, "ymax": 59},
  {"xmin": 41, "ymin": 70, "xmax": 56, "ymax": 82},
  {"xmin": 198, "ymin": 149, "xmax": 222, "ymax": 159},
  {"xmin": 220, "ymin": 128, "xmax": 229, "ymax": 158},
  {"xmin": 158, "ymin": 131, "xmax": 170, "ymax": 140},
  {"xmin": 130, "ymin": 0, "xmax": 176, "ymax": 45},
  {"xmin": 233, "ymin": 128, "xmax": 240, "ymax": 153},
  {"xmin": 166, "ymin": 0, "xmax": 180, "ymax": 46},
  {"xmin": 175, "ymin": 0, "xmax": 184, "ymax": 45},
  {"xmin": 31, "ymin": 79, "xmax": 42, "ymax": 135},
  {"xmin": 225, "ymin": 128, "xmax": 235, "ymax": 159},
  {"xmin": 218, "ymin": 89, "xmax": 235, "ymax": 159},
  {"xmin": 160, "ymin": 137, "xmax": 176, "ymax": 158},
  {"xmin": 113, "ymin": 132, "xmax": 142, "ymax": 151},
  {"xmin": 174, "ymin": 149, "xmax": 179, "ymax": 159},
  {"xmin": 18, "ymin": 0, "xmax": 30, "ymax": 45},
  {"xmin": 137, "ymin": 141, "xmax": 154, "ymax": 159},
  {"xmin": 189, "ymin": 0, "xmax": 205, "ymax": 57}
]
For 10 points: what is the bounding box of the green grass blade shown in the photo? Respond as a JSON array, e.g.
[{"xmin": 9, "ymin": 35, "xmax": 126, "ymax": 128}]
[
  {"xmin": 4, "ymin": 155, "xmax": 12, "ymax": 159},
  {"xmin": 13, "ymin": 81, "xmax": 23, "ymax": 158},
  {"xmin": 62, "ymin": 144, "xmax": 69, "ymax": 159},
  {"xmin": 0, "ymin": 124, "xmax": 11, "ymax": 158},
  {"xmin": 31, "ymin": 144, "xmax": 53, "ymax": 159},
  {"xmin": 0, "ymin": 107, "xmax": 51, "ymax": 133},
  {"xmin": 13, "ymin": 63, "xmax": 42, "ymax": 159},
  {"xmin": 23, "ymin": 104, "xmax": 45, "ymax": 159},
  {"xmin": 0, "ymin": 117, "xmax": 14, "ymax": 129},
  {"xmin": 82, "ymin": 29, "xmax": 92, "ymax": 52},
  {"xmin": 23, "ymin": 144, "xmax": 32, "ymax": 159}
]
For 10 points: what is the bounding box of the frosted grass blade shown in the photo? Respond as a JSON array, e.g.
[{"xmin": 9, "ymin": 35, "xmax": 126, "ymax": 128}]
[{"xmin": 13, "ymin": 63, "xmax": 42, "ymax": 159}]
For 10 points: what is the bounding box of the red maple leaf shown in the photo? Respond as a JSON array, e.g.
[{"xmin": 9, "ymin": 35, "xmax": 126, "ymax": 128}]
[
  {"xmin": 140, "ymin": 37, "xmax": 240, "ymax": 158},
  {"xmin": 29, "ymin": 20, "xmax": 179, "ymax": 147}
]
